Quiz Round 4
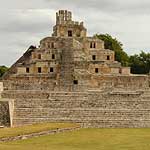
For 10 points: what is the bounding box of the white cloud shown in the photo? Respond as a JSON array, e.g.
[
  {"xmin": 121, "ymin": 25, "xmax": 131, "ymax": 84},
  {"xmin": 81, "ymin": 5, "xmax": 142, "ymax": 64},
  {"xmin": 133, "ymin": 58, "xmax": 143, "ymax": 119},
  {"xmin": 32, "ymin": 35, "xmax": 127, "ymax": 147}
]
[{"xmin": 0, "ymin": 0, "xmax": 150, "ymax": 66}]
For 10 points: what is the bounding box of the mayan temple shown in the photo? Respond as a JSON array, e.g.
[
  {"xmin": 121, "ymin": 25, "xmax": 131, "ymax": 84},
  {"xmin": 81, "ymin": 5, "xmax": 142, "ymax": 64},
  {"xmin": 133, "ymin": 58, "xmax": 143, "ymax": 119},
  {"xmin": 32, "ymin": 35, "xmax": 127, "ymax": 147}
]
[{"xmin": 0, "ymin": 10, "xmax": 150, "ymax": 127}]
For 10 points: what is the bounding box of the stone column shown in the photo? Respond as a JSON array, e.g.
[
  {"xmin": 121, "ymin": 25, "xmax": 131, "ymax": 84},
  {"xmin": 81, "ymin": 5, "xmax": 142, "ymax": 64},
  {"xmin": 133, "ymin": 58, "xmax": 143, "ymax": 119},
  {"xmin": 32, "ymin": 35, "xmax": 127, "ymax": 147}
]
[{"xmin": 0, "ymin": 82, "xmax": 3, "ymax": 98}]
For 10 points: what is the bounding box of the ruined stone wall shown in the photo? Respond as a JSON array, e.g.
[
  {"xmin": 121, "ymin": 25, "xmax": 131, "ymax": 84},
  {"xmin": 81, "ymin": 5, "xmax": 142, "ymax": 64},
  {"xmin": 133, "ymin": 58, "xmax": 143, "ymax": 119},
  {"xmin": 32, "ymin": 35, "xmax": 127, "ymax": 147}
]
[
  {"xmin": 1, "ymin": 89, "xmax": 150, "ymax": 127},
  {"xmin": 0, "ymin": 100, "xmax": 10, "ymax": 126},
  {"xmin": 0, "ymin": 82, "xmax": 14, "ymax": 127}
]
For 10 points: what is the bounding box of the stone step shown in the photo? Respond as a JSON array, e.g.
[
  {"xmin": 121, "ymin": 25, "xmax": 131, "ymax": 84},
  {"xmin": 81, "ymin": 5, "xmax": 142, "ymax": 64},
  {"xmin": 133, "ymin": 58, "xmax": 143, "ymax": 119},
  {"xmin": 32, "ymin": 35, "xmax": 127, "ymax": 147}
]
[
  {"xmin": 141, "ymin": 91, "xmax": 150, "ymax": 98},
  {"xmin": 14, "ymin": 99, "xmax": 150, "ymax": 109},
  {"xmin": 13, "ymin": 108, "xmax": 150, "ymax": 119},
  {"xmin": 12, "ymin": 118, "xmax": 150, "ymax": 128},
  {"xmin": 2, "ymin": 91, "xmax": 88, "ymax": 99}
]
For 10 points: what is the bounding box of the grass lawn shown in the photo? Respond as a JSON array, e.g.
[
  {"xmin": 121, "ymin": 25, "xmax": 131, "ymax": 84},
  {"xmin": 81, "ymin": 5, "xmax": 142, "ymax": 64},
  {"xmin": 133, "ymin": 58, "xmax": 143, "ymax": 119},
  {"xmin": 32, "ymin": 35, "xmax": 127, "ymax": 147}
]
[
  {"xmin": 0, "ymin": 123, "xmax": 78, "ymax": 139},
  {"xmin": 0, "ymin": 128, "xmax": 150, "ymax": 150}
]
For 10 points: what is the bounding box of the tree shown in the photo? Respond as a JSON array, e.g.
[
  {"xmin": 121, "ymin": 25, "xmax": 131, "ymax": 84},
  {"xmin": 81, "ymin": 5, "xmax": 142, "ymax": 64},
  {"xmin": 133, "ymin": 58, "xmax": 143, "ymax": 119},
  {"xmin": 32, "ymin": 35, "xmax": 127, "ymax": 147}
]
[
  {"xmin": 0, "ymin": 66, "xmax": 8, "ymax": 78},
  {"xmin": 95, "ymin": 34, "xmax": 129, "ymax": 66},
  {"xmin": 129, "ymin": 51, "xmax": 150, "ymax": 74}
]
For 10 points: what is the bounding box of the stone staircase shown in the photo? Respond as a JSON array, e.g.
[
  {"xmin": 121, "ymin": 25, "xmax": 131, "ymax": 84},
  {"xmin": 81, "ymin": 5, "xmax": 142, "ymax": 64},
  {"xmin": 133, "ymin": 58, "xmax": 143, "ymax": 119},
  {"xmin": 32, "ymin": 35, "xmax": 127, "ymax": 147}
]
[
  {"xmin": 59, "ymin": 41, "xmax": 74, "ymax": 90},
  {"xmin": 2, "ymin": 90, "xmax": 150, "ymax": 127}
]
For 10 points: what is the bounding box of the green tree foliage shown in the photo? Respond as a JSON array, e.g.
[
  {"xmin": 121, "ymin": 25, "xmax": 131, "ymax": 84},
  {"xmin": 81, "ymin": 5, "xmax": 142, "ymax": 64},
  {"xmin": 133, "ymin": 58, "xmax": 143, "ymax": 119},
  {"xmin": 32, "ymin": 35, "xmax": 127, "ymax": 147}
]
[
  {"xmin": 129, "ymin": 51, "xmax": 150, "ymax": 74},
  {"xmin": 0, "ymin": 66, "xmax": 8, "ymax": 78},
  {"xmin": 95, "ymin": 34, "xmax": 129, "ymax": 66}
]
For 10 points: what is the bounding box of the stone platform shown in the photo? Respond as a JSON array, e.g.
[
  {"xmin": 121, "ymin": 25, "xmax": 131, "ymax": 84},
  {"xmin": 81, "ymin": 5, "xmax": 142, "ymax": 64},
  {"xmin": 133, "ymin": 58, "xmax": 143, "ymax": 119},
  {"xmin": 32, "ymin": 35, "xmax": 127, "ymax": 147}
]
[{"xmin": 1, "ymin": 90, "xmax": 150, "ymax": 128}]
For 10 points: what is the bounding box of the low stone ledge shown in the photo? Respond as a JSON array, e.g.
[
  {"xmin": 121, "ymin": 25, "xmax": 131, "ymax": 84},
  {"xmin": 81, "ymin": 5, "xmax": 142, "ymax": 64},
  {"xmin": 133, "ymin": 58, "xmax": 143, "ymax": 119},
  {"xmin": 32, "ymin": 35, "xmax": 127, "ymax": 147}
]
[
  {"xmin": 109, "ymin": 91, "xmax": 142, "ymax": 95},
  {"xmin": 0, "ymin": 126, "xmax": 80, "ymax": 142}
]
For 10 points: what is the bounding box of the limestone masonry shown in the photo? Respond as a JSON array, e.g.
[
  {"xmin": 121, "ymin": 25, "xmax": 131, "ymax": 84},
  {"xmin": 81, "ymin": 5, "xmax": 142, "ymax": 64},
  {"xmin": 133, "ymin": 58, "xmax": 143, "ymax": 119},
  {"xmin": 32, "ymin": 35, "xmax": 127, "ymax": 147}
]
[{"xmin": 0, "ymin": 10, "xmax": 150, "ymax": 127}]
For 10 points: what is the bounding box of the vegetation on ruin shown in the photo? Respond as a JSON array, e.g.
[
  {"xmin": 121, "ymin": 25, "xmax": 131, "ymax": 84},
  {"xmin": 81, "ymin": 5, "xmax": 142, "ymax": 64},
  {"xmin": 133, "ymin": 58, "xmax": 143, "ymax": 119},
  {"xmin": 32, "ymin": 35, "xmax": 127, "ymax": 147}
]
[
  {"xmin": 129, "ymin": 51, "xmax": 150, "ymax": 74},
  {"xmin": 0, "ymin": 66, "xmax": 8, "ymax": 78},
  {"xmin": 1, "ymin": 128, "xmax": 150, "ymax": 150},
  {"xmin": 95, "ymin": 34, "xmax": 150, "ymax": 74},
  {"xmin": 0, "ymin": 123, "xmax": 78, "ymax": 139}
]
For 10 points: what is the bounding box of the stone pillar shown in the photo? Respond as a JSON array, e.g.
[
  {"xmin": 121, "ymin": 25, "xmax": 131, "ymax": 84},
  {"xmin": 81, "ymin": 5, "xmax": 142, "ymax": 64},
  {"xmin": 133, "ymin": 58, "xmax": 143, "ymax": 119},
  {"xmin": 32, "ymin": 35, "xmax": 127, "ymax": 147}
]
[{"xmin": 0, "ymin": 82, "xmax": 3, "ymax": 98}]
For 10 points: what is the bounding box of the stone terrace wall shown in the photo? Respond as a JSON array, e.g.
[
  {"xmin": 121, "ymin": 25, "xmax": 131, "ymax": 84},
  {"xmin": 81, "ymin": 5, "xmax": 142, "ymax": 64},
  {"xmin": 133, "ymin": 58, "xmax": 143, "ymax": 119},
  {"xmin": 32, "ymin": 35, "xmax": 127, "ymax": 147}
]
[
  {"xmin": 2, "ymin": 75, "xmax": 150, "ymax": 92},
  {"xmin": 90, "ymin": 75, "xmax": 149, "ymax": 91},
  {"xmin": 2, "ymin": 90, "xmax": 150, "ymax": 127},
  {"xmin": 2, "ymin": 77, "xmax": 56, "ymax": 91}
]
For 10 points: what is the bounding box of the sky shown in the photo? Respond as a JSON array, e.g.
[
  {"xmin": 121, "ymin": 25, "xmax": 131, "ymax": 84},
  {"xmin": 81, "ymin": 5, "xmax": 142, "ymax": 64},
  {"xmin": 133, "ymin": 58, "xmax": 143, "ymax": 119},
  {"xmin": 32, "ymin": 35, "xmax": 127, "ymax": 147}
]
[{"xmin": 0, "ymin": 0, "xmax": 150, "ymax": 66}]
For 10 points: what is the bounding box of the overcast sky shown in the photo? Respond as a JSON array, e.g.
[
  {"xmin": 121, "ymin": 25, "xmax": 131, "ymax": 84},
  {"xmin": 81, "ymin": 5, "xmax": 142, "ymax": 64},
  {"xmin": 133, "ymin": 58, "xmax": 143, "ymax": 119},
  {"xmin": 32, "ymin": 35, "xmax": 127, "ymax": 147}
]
[{"xmin": 0, "ymin": 0, "xmax": 150, "ymax": 66}]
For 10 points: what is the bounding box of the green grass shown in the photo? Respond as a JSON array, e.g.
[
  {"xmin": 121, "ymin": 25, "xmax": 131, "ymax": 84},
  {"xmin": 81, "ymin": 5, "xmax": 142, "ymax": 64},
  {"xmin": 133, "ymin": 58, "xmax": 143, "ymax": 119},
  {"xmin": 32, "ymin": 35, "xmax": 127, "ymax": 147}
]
[
  {"xmin": 0, "ymin": 123, "xmax": 78, "ymax": 139},
  {"xmin": 1, "ymin": 127, "xmax": 150, "ymax": 150}
]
